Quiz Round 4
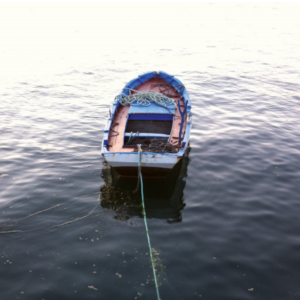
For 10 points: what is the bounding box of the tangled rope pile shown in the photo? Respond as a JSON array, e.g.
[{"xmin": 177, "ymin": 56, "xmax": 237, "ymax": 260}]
[
  {"xmin": 116, "ymin": 88, "xmax": 177, "ymax": 112},
  {"xmin": 133, "ymin": 139, "xmax": 179, "ymax": 154}
]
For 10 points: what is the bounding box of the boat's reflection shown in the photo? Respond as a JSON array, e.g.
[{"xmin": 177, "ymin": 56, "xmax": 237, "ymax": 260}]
[{"xmin": 100, "ymin": 148, "xmax": 190, "ymax": 223}]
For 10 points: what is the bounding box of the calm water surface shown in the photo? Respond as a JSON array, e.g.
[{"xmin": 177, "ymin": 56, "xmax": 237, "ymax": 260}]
[{"xmin": 1, "ymin": 3, "xmax": 300, "ymax": 300}]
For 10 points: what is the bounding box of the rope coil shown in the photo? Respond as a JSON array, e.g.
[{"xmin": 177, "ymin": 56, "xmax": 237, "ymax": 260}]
[{"xmin": 116, "ymin": 88, "xmax": 176, "ymax": 113}]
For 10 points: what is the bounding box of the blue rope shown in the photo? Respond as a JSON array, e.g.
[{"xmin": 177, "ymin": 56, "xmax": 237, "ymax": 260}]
[
  {"xmin": 178, "ymin": 99, "xmax": 187, "ymax": 144},
  {"xmin": 125, "ymin": 131, "xmax": 133, "ymax": 145},
  {"xmin": 137, "ymin": 145, "xmax": 161, "ymax": 300},
  {"xmin": 128, "ymin": 131, "xmax": 133, "ymax": 142}
]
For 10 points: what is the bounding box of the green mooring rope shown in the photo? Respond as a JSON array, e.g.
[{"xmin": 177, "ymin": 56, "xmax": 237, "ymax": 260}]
[{"xmin": 137, "ymin": 144, "xmax": 161, "ymax": 300}]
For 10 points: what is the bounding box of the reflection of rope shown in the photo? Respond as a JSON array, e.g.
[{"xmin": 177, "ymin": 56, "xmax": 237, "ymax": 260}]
[
  {"xmin": 0, "ymin": 193, "xmax": 101, "ymax": 234},
  {"xmin": 15, "ymin": 204, "xmax": 62, "ymax": 222},
  {"xmin": 137, "ymin": 145, "xmax": 161, "ymax": 300},
  {"xmin": 52, "ymin": 203, "xmax": 99, "ymax": 228}
]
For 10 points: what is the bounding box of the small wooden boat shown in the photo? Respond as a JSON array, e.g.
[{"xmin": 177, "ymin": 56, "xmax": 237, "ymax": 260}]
[{"xmin": 101, "ymin": 71, "xmax": 192, "ymax": 177}]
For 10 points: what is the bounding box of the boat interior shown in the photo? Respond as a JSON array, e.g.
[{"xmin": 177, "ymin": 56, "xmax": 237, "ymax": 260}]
[{"xmin": 107, "ymin": 78, "xmax": 187, "ymax": 153}]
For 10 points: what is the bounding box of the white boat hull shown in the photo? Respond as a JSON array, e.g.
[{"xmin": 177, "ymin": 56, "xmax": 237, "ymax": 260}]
[{"xmin": 102, "ymin": 145, "xmax": 186, "ymax": 177}]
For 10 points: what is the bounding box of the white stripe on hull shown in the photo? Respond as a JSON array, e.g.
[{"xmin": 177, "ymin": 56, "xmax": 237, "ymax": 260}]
[{"xmin": 103, "ymin": 152, "xmax": 180, "ymax": 169}]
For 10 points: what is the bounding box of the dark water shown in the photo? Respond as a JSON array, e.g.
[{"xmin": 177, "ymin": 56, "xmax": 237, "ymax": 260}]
[{"xmin": 1, "ymin": 3, "xmax": 300, "ymax": 300}]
